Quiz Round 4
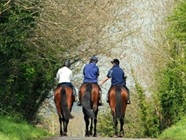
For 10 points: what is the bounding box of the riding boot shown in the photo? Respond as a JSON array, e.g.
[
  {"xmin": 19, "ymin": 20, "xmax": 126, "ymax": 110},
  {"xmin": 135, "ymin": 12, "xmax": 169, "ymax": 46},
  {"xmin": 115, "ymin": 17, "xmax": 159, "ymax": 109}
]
[
  {"xmin": 72, "ymin": 86, "xmax": 77, "ymax": 102},
  {"xmin": 77, "ymin": 95, "xmax": 81, "ymax": 106},
  {"xmin": 98, "ymin": 90, "xmax": 103, "ymax": 106},
  {"xmin": 126, "ymin": 87, "xmax": 131, "ymax": 104},
  {"xmin": 106, "ymin": 93, "xmax": 109, "ymax": 103}
]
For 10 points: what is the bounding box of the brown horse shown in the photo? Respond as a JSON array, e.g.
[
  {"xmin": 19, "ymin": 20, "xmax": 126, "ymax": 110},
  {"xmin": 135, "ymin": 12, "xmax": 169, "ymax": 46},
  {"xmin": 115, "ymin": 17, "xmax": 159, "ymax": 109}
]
[
  {"xmin": 108, "ymin": 85, "xmax": 128, "ymax": 137},
  {"xmin": 79, "ymin": 83, "xmax": 100, "ymax": 137},
  {"xmin": 54, "ymin": 85, "xmax": 74, "ymax": 136}
]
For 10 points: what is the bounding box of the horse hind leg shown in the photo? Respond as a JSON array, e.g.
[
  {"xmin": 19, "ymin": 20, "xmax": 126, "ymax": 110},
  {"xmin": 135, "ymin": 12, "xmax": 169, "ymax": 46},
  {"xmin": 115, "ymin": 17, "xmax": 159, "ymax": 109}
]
[
  {"xmin": 119, "ymin": 117, "xmax": 124, "ymax": 137},
  {"xmin": 93, "ymin": 117, "xmax": 97, "ymax": 137},
  {"xmin": 89, "ymin": 118, "xmax": 93, "ymax": 136},
  {"xmin": 62, "ymin": 119, "xmax": 69, "ymax": 136},
  {"xmin": 113, "ymin": 117, "xmax": 118, "ymax": 137},
  {"xmin": 59, "ymin": 117, "xmax": 63, "ymax": 136},
  {"xmin": 84, "ymin": 115, "xmax": 90, "ymax": 137}
]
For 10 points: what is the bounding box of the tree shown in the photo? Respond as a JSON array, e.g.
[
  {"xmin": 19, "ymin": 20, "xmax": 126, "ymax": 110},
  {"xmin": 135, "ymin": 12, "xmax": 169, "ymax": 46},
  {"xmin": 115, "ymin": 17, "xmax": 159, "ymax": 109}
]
[
  {"xmin": 0, "ymin": 0, "xmax": 133, "ymax": 122},
  {"xmin": 0, "ymin": 0, "xmax": 55, "ymax": 121},
  {"xmin": 156, "ymin": 0, "xmax": 186, "ymax": 130}
]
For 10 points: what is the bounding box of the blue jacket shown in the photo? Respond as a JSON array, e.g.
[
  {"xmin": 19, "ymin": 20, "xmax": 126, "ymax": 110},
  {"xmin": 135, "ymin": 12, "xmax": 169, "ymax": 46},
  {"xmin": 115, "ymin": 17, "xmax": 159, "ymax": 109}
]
[
  {"xmin": 107, "ymin": 65, "xmax": 126, "ymax": 86},
  {"xmin": 83, "ymin": 62, "xmax": 99, "ymax": 83}
]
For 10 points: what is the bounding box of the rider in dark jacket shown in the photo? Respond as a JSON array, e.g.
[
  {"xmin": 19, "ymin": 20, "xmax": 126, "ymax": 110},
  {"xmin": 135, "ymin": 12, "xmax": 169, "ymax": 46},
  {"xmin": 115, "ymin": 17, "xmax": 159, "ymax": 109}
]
[
  {"xmin": 100, "ymin": 59, "xmax": 130, "ymax": 104},
  {"xmin": 77, "ymin": 56, "xmax": 102, "ymax": 106}
]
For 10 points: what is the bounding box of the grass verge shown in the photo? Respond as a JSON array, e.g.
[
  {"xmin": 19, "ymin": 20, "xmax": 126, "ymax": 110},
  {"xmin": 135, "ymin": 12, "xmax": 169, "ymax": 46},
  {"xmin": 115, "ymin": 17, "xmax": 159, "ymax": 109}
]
[
  {"xmin": 158, "ymin": 116, "xmax": 186, "ymax": 140},
  {"xmin": 0, "ymin": 115, "xmax": 52, "ymax": 140}
]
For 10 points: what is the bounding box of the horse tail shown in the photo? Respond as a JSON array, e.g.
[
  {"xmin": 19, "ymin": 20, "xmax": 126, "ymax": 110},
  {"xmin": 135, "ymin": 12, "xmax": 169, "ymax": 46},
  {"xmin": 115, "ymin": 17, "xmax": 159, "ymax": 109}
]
[
  {"xmin": 82, "ymin": 84, "xmax": 95, "ymax": 118},
  {"xmin": 115, "ymin": 85, "xmax": 123, "ymax": 118},
  {"xmin": 60, "ymin": 87, "xmax": 73, "ymax": 120}
]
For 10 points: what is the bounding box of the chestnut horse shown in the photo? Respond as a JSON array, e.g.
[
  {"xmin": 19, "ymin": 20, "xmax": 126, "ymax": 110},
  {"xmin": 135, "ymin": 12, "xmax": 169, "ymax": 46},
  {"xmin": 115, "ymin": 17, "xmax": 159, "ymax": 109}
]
[
  {"xmin": 54, "ymin": 85, "xmax": 74, "ymax": 136},
  {"xmin": 79, "ymin": 83, "xmax": 100, "ymax": 137},
  {"xmin": 108, "ymin": 85, "xmax": 128, "ymax": 137}
]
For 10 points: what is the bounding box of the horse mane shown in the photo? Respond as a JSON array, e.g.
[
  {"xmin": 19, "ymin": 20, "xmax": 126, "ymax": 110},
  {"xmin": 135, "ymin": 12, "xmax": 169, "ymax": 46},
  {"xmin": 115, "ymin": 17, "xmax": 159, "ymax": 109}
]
[
  {"xmin": 82, "ymin": 84, "xmax": 95, "ymax": 118},
  {"xmin": 60, "ymin": 87, "xmax": 73, "ymax": 119}
]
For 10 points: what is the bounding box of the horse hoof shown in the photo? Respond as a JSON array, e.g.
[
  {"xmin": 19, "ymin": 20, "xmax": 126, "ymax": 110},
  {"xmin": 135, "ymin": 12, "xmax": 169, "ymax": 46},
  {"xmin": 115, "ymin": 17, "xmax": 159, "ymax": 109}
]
[
  {"xmin": 61, "ymin": 132, "xmax": 68, "ymax": 137},
  {"xmin": 119, "ymin": 134, "xmax": 123, "ymax": 137}
]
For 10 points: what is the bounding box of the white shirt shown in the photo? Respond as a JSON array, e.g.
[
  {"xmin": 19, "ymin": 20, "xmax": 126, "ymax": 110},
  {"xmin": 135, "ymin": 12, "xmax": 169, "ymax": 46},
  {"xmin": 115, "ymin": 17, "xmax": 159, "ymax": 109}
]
[{"xmin": 56, "ymin": 66, "xmax": 72, "ymax": 83}]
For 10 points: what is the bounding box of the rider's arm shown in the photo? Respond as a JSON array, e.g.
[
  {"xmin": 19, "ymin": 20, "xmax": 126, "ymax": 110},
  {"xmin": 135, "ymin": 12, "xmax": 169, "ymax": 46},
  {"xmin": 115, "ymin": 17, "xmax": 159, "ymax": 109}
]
[
  {"xmin": 100, "ymin": 69, "xmax": 112, "ymax": 86},
  {"xmin": 100, "ymin": 77, "xmax": 109, "ymax": 86}
]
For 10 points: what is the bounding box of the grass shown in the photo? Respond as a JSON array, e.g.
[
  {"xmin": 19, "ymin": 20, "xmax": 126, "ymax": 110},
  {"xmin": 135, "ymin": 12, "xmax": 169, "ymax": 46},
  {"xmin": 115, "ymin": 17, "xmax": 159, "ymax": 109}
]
[
  {"xmin": 1, "ymin": 114, "xmax": 186, "ymax": 140},
  {"xmin": 0, "ymin": 115, "xmax": 52, "ymax": 140},
  {"xmin": 158, "ymin": 116, "xmax": 186, "ymax": 140}
]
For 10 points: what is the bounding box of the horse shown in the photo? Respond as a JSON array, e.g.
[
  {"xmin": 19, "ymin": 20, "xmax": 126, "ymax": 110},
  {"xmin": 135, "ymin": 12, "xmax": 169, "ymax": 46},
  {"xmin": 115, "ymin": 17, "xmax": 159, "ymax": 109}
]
[
  {"xmin": 79, "ymin": 83, "xmax": 100, "ymax": 137},
  {"xmin": 108, "ymin": 85, "xmax": 128, "ymax": 137},
  {"xmin": 54, "ymin": 85, "xmax": 74, "ymax": 136}
]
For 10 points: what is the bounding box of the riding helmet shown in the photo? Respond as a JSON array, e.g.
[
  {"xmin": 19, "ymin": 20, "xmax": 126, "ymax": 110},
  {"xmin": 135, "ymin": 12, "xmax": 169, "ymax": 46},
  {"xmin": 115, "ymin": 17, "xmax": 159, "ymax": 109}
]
[
  {"xmin": 64, "ymin": 60, "xmax": 71, "ymax": 68},
  {"xmin": 90, "ymin": 56, "xmax": 98, "ymax": 63},
  {"xmin": 110, "ymin": 59, "xmax": 120, "ymax": 65}
]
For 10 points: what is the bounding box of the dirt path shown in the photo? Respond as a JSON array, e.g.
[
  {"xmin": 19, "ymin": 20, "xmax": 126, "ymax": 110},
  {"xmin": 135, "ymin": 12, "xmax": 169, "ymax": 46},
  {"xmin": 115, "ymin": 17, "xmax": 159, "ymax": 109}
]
[{"xmin": 47, "ymin": 136, "xmax": 157, "ymax": 140}]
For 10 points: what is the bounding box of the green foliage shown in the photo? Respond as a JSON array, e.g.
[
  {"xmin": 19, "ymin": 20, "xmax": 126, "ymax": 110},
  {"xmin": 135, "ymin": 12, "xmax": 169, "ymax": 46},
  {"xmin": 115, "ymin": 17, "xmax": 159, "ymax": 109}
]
[
  {"xmin": 155, "ymin": 0, "xmax": 186, "ymax": 131},
  {"xmin": 167, "ymin": 0, "xmax": 186, "ymax": 42},
  {"xmin": 156, "ymin": 61, "xmax": 186, "ymax": 129},
  {"xmin": 0, "ymin": 115, "xmax": 52, "ymax": 140},
  {"xmin": 0, "ymin": 0, "xmax": 56, "ymax": 122},
  {"xmin": 158, "ymin": 116, "xmax": 186, "ymax": 140},
  {"xmin": 134, "ymin": 80, "xmax": 159, "ymax": 137}
]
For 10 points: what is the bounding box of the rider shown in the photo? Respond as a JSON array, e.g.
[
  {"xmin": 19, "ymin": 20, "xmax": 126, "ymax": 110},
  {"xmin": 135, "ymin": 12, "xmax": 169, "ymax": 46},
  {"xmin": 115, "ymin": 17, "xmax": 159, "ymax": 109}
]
[
  {"xmin": 77, "ymin": 56, "xmax": 103, "ymax": 106},
  {"xmin": 100, "ymin": 58, "xmax": 131, "ymax": 104},
  {"xmin": 55, "ymin": 60, "xmax": 77, "ymax": 102}
]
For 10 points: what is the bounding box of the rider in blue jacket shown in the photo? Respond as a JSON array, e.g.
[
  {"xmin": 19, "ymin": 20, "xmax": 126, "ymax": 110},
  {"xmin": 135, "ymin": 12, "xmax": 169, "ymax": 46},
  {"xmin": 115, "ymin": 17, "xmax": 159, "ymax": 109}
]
[
  {"xmin": 77, "ymin": 56, "xmax": 102, "ymax": 106},
  {"xmin": 100, "ymin": 59, "xmax": 130, "ymax": 104}
]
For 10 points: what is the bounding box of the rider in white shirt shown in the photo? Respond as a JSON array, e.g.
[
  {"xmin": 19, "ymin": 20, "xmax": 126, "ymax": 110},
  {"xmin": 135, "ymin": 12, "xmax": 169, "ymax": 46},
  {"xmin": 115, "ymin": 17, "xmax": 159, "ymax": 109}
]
[
  {"xmin": 56, "ymin": 65, "xmax": 72, "ymax": 83},
  {"xmin": 56, "ymin": 60, "xmax": 77, "ymax": 101}
]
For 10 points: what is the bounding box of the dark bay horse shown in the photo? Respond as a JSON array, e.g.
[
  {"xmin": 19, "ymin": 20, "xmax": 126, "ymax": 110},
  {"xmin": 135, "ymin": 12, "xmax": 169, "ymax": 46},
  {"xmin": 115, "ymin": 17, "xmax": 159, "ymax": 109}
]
[
  {"xmin": 108, "ymin": 85, "xmax": 128, "ymax": 137},
  {"xmin": 54, "ymin": 85, "xmax": 74, "ymax": 136},
  {"xmin": 79, "ymin": 83, "xmax": 100, "ymax": 137}
]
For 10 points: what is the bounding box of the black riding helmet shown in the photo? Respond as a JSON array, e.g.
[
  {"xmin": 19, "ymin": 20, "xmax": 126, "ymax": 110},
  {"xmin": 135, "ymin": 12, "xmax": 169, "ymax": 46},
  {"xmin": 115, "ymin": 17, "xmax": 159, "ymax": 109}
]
[
  {"xmin": 110, "ymin": 59, "xmax": 120, "ymax": 65},
  {"xmin": 64, "ymin": 60, "xmax": 71, "ymax": 68},
  {"xmin": 90, "ymin": 56, "xmax": 98, "ymax": 63}
]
